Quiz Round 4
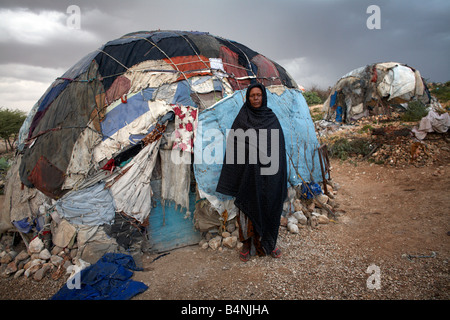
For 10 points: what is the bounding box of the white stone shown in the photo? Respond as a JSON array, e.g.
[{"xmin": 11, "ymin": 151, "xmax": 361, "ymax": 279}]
[
  {"xmin": 28, "ymin": 237, "xmax": 44, "ymax": 254},
  {"xmin": 318, "ymin": 214, "xmax": 330, "ymax": 224},
  {"xmin": 288, "ymin": 223, "xmax": 299, "ymax": 234},
  {"xmin": 14, "ymin": 269, "xmax": 25, "ymax": 279},
  {"xmin": 39, "ymin": 249, "xmax": 51, "ymax": 260},
  {"xmin": 24, "ymin": 264, "xmax": 41, "ymax": 278},
  {"xmin": 223, "ymin": 236, "xmax": 237, "ymax": 249},
  {"xmin": 208, "ymin": 236, "xmax": 222, "ymax": 250},
  {"xmin": 201, "ymin": 242, "xmax": 209, "ymax": 250},
  {"xmin": 50, "ymin": 255, "xmax": 64, "ymax": 266},
  {"xmin": 317, "ymin": 194, "xmax": 329, "ymax": 204},
  {"xmin": 293, "ymin": 211, "xmax": 308, "ymax": 225},
  {"xmin": 33, "ymin": 263, "xmax": 52, "ymax": 281},
  {"xmin": 221, "ymin": 231, "xmax": 231, "ymax": 238},
  {"xmin": 66, "ymin": 259, "xmax": 90, "ymax": 278},
  {"xmin": 287, "ymin": 216, "xmax": 298, "ymax": 225},
  {"xmin": 14, "ymin": 250, "xmax": 29, "ymax": 263},
  {"xmin": 293, "ymin": 199, "xmax": 304, "ymax": 212}
]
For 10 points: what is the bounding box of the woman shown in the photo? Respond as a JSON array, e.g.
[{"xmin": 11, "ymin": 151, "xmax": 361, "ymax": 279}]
[{"xmin": 216, "ymin": 82, "xmax": 287, "ymax": 262}]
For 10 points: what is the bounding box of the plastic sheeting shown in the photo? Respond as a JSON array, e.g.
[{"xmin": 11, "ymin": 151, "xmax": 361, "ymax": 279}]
[
  {"xmin": 93, "ymin": 100, "xmax": 172, "ymax": 163},
  {"xmin": 123, "ymin": 59, "xmax": 178, "ymax": 93},
  {"xmin": 55, "ymin": 182, "xmax": 115, "ymax": 226},
  {"xmin": 323, "ymin": 62, "xmax": 431, "ymax": 123},
  {"xmin": 1, "ymin": 155, "xmax": 48, "ymax": 232},
  {"xmin": 412, "ymin": 109, "xmax": 450, "ymax": 140},
  {"xmin": 160, "ymin": 149, "xmax": 191, "ymax": 210},
  {"xmin": 106, "ymin": 140, "xmax": 161, "ymax": 223},
  {"xmin": 63, "ymin": 121, "xmax": 103, "ymax": 190},
  {"xmin": 386, "ymin": 65, "xmax": 416, "ymax": 100},
  {"xmin": 51, "ymin": 253, "xmax": 147, "ymax": 300}
]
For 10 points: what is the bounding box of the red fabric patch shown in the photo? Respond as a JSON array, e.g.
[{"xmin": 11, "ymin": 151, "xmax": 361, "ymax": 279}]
[{"xmin": 28, "ymin": 156, "xmax": 66, "ymax": 199}]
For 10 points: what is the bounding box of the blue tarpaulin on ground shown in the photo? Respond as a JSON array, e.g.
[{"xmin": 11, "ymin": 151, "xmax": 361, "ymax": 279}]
[{"xmin": 51, "ymin": 253, "xmax": 147, "ymax": 300}]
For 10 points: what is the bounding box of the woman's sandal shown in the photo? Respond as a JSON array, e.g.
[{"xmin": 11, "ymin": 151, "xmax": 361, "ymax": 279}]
[
  {"xmin": 271, "ymin": 247, "xmax": 282, "ymax": 258},
  {"xmin": 239, "ymin": 250, "xmax": 250, "ymax": 262}
]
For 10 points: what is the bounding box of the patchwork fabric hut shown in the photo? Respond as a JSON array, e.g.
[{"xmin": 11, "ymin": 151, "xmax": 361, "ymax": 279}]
[
  {"xmin": 2, "ymin": 30, "xmax": 323, "ymax": 261},
  {"xmin": 322, "ymin": 62, "xmax": 431, "ymax": 123}
]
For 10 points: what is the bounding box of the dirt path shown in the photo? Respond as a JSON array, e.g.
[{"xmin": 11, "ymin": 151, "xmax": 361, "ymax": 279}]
[
  {"xmin": 1, "ymin": 159, "xmax": 449, "ymax": 300},
  {"xmin": 130, "ymin": 160, "xmax": 449, "ymax": 300}
]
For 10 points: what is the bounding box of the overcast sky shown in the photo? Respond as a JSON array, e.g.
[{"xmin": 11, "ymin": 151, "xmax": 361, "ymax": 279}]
[{"xmin": 1, "ymin": 0, "xmax": 449, "ymax": 113}]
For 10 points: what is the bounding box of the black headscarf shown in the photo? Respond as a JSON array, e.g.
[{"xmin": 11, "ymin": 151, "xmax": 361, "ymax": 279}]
[{"xmin": 216, "ymin": 83, "xmax": 287, "ymax": 253}]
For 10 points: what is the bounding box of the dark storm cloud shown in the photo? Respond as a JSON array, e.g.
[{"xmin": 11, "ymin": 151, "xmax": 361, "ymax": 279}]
[{"xmin": 0, "ymin": 0, "xmax": 449, "ymax": 112}]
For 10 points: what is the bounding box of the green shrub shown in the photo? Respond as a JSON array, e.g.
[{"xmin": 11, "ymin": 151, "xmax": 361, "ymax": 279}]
[
  {"xmin": 401, "ymin": 101, "xmax": 429, "ymax": 122},
  {"xmin": 328, "ymin": 138, "xmax": 372, "ymax": 160},
  {"xmin": 0, "ymin": 157, "xmax": 10, "ymax": 171},
  {"xmin": 303, "ymin": 91, "xmax": 322, "ymax": 105},
  {"xmin": 311, "ymin": 110, "xmax": 325, "ymax": 121},
  {"xmin": 430, "ymin": 82, "xmax": 450, "ymax": 102},
  {"xmin": 358, "ymin": 124, "xmax": 374, "ymax": 134}
]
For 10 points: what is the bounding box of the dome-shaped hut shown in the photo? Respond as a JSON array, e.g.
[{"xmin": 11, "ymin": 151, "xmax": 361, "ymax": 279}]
[{"xmin": 3, "ymin": 30, "xmax": 324, "ymax": 259}]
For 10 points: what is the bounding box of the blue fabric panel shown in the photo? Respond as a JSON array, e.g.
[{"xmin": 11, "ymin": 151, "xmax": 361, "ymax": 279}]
[
  {"xmin": 37, "ymin": 80, "xmax": 70, "ymax": 113},
  {"xmin": 148, "ymin": 193, "xmax": 202, "ymax": 253},
  {"xmin": 336, "ymin": 106, "xmax": 343, "ymax": 122},
  {"xmin": 142, "ymin": 87, "xmax": 157, "ymax": 101},
  {"xmin": 51, "ymin": 253, "xmax": 147, "ymax": 300},
  {"xmin": 193, "ymin": 88, "xmax": 323, "ymax": 201},
  {"xmin": 172, "ymin": 80, "xmax": 197, "ymax": 107},
  {"xmin": 330, "ymin": 91, "xmax": 338, "ymax": 107},
  {"xmin": 101, "ymin": 92, "xmax": 150, "ymax": 140},
  {"xmin": 187, "ymin": 31, "xmax": 209, "ymax": 36},
  {"xmin": 150, "ymin": 31, "xmax": 181, "ymax": 43},
  {"xmin": 60, "ymin": 49, "xmax": 100, "ymax": 80},
  {"xmin": 12, "ymin": 218, "xmax": 32, "ymax": 233},
  {"xmin": 301, "ymin": 182, "xmax": 323, "ymax": 199},
  {"xmin": 128, "ymin": 111, "xmax": 174, "ymax": 145},
  {"xmin": 104, "ymin": 36, "xmax": 144, "ymax": 47},
  {"xmin": 55, "ymin": 182, "xmax": 115, "ymax": 225},
  {"xmin": 213, "ymin": 79, "xmax": 223, "ymax": 91},
  {"xmin": 191, "ymin": 76, "xmax": 223, "ymax": 92}
]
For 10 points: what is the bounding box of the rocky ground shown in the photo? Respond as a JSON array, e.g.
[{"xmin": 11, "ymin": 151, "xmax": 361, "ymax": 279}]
[
  {"xmin": 1, "ymin": 159, "xmax": 449, "ymax": 301},
  {"xmin": 0, "ymin": 113, "xmax": 449, "ymax": 302},
  {"xmin": 131, "ymin": 158, "xmax": 450, "ymax": 301}
]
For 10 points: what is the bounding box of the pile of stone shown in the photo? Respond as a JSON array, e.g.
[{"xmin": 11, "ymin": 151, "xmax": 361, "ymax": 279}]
[
  {"xmin": 319, "ymin": 112, "xmax": 449, "ymax": 168},
  {"xmin": 281, "ymin": 194, "xmax": 334, "ymax": 234},
  {"xmin": 198, "ymin": 221, "xmax": 241, "ymax": 252},
  {"xmin": 0, "ymin": 234, "xmax": 87, "ymax": 282},
  {"xmin": 371, "ymin": 134, "xmax": 446, "ymax": 167},
  {"xmin": 198, "ymin": 181, "xmax": 342, "ymax": 252}
]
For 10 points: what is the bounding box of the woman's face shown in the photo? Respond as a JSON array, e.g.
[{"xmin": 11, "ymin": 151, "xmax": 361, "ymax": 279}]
[{"xmin": 248, "ymin": 87, "xmax": 263, "ymax": 108}]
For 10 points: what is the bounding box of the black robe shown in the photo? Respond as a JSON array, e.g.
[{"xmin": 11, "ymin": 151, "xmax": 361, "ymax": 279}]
[{"xmin": 216, "ymin": 83, "xmax": 287, "ymax": 254}]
